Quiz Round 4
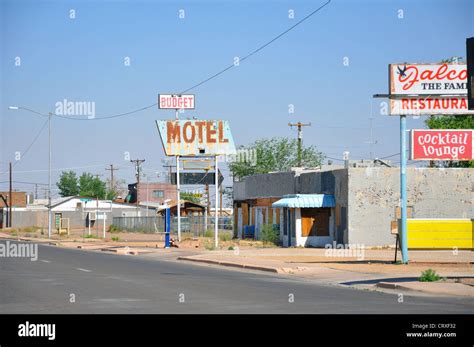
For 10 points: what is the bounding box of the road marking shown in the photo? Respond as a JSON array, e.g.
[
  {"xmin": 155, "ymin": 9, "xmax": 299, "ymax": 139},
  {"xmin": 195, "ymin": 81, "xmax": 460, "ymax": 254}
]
[
  {"xmin": 40, "ymin": 260, "xmax": 51, "ymax": 263},
  {"xmin": 76, "ymin": 268, "xmax": 91, "ymax": 273}
]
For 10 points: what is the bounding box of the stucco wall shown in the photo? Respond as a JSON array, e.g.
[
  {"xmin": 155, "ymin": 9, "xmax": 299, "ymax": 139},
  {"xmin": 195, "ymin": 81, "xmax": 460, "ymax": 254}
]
[{"xmin": 347, "ymin": 167, "xmax": 473, "ymax": 247}]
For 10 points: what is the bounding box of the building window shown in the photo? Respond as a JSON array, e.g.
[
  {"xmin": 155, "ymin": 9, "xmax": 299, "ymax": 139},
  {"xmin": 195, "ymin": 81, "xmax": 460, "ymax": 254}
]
[{"xmin": 152, "ymin": 190, "xmax": 164, "ymax": 198}]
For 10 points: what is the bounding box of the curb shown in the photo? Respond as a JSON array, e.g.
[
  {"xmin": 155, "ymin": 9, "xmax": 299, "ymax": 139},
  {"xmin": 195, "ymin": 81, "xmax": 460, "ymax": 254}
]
[
  {"xmin": 376, "ymin": 282, "xmax": 415, "ymax": 291},
  {"xmin": 177, "ymin": 256, "xmax": 280, "ymax": 273}
]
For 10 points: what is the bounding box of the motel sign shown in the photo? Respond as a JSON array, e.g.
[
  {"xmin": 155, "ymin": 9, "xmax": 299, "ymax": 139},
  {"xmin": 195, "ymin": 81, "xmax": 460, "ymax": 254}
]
[{"xmin": 156, "ymin": 120, "xmax": 236, "ymax": 156}]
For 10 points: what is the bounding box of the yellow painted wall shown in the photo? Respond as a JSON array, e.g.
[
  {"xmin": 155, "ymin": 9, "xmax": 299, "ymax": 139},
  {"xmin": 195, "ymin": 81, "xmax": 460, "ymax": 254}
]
[{"xmin": 407, "ymin": 219, "xmax": 473, "ymax": 249}]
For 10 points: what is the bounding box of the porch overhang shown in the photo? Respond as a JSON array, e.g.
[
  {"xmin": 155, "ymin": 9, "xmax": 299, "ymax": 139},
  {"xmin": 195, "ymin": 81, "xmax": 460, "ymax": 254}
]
[{"xmin": 271, "ymin": 194, "xmax": 336, "ymax": 208}]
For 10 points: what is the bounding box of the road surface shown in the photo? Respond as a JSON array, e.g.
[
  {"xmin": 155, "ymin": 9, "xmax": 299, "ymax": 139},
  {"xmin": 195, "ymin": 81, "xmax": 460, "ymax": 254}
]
[{"xmin": 1, "ymin": 241, "xmax": 473, "ymax": 313}]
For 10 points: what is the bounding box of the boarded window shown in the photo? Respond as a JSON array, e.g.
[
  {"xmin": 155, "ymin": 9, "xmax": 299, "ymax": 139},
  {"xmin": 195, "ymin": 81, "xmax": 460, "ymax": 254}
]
[{"xmin": 301, "ymin": 208, "xmax": 330, "ymax": 237}]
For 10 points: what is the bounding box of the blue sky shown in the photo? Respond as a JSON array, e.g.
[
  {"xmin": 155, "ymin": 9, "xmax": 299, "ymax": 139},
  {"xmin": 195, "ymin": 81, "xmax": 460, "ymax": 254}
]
[{"xmin": 1, "ymin": 0, "xmax": 473, "ymax": 197}]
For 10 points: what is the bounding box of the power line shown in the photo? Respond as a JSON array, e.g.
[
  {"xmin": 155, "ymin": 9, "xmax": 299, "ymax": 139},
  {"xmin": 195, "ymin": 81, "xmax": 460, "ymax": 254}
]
[
  {"xmin": 0, "ymin": 118, "xmax": 49, "ymax": 175},
  {"xmin": 11, "ymin": 1, "xmax": 332, "ymax": 122}
]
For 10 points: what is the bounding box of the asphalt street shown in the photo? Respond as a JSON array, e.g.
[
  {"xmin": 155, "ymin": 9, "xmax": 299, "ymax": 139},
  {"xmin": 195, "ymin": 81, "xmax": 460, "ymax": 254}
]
[{"xmin": 1, "ymin": 241, "xmax": 473, "ymax": 313}]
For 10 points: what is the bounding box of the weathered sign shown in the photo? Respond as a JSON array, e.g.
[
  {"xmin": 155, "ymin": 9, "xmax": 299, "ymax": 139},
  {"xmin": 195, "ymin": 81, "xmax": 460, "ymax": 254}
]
[
  {"xmin": 411, "ymin": 129, "xmax": 473, "ymax": 160},
  {"xmin": 158, "ymin": 94, "xmax": 195, "ymax": 109},
  {"xmin": 388, "ymin": 63, "xmax": 474, "ymax": 115},
  {"xmin": 156, "ymin": 120, "xmax": 236, "ymax": 156},
  {"xmin": 171, "ymin": 171, "xmax": 224, "ymax": 186}
]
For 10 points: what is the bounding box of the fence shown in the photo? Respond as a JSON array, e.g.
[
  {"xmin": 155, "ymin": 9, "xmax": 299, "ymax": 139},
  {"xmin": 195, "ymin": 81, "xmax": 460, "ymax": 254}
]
[{"xmin": 111, "ymin": 215, "xmax": 233, "ymax": 238}]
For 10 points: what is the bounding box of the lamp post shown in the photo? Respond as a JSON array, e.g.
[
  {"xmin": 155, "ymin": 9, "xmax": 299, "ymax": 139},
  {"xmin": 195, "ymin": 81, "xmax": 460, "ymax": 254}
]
[{"xmin": 9, "ymin": 106, "xmax": 53, "ymax": 239}]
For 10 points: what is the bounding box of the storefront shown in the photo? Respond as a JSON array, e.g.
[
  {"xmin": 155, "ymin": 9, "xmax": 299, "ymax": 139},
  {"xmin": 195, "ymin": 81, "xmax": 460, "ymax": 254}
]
[{"xmin": 272, "ymin": 194, "xmax": 336, "ymax": 247}]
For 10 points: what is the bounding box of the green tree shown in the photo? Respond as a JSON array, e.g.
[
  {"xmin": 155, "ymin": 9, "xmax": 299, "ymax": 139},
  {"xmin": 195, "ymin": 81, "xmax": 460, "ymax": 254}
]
[
  {"xmin": 424, "ymin": 115, "xmax": 474, "ymax": 168},
  {"xmin": 78, "ymin": 173, "xmax": 107, "ymax": 199},
  {"xmin": 56, "ymin": 171, "xmax": 79, "ymax": 197},
  {"xmin": 229, "ymin": 137, "xmax": 325, "ymax": 180}
]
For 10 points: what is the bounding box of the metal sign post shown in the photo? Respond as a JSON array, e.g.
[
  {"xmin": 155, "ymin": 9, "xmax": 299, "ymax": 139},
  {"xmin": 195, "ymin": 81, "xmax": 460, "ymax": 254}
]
[
  {"xmin": 164, "ymin": 206, "xmax": 171, "ymax": 248},
  {"xmin": 214, "ymin": 155, "xmax": 219, "ymax": 248},
  {"xmin": 175, "ymin": 108, "xmax": 181, "ymax": 242},
  {"xmin": 400, "ymin": 115, "xmax": 409, "ymax": 264}
]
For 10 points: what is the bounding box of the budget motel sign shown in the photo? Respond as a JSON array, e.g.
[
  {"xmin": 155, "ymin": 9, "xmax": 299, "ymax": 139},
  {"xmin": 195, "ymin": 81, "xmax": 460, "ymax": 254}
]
[
  {"xmin": 389, "ymin": 63, "xmax": 474, "ymax": 115},
  {"xmin": 411, "ymin": 129, "xmax": 473, "ymax": 161},
  {"xmin": 158, "ymin": 94, "xmax": 195, "ymax": 109},
  {"xmin": 156, "ymin": 120, "xmax": 236, "ymax": 156}
]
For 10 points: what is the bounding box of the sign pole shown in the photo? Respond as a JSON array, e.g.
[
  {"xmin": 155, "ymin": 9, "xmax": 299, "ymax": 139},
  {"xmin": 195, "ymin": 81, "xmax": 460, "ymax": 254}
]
[
  {"xmin": 214, "ymin": 155, "xmax": 219, "ymax": 248},
  {"xmin": 400, "ymin": 115, "xmax": 409, "ymax": 264},
  {"xmin": 165, "ymin": 206, "xmax": 171, "ymax": 248},
  {"xmin": 175, "ymin": 108, "xmax": 181, "ymax": 242}
]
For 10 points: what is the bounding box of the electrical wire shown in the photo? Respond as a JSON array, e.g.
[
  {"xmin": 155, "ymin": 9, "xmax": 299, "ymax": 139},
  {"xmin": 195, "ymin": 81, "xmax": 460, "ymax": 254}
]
[{"xmin": 10, "ymin": 1, "xmax": 332, "ymax": 121}]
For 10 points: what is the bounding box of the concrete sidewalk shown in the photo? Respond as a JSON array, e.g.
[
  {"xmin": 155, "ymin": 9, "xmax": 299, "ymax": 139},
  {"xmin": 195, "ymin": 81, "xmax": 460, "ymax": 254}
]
[{"xmin": 177, "ymin": 248, "xmax": 474, "ymax": 296}]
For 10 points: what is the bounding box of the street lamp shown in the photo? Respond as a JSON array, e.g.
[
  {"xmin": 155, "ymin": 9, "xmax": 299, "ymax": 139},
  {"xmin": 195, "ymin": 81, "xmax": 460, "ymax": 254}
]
[{"xmin": 8, "ymin": 106, "xmax": 53, "ymax": 239}]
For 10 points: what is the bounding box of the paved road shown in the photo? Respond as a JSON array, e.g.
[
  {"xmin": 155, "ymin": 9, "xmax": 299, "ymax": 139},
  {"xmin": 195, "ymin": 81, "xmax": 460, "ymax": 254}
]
[{"xmin": 1, "ymin": 241, "xmax": 473, "ymax": 313}]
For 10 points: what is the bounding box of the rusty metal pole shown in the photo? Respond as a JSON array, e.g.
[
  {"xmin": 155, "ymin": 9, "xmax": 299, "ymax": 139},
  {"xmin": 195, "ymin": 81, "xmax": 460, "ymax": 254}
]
[{"xmin": 9, "ymin": 162, "xmax": 12, "ymax": 227}]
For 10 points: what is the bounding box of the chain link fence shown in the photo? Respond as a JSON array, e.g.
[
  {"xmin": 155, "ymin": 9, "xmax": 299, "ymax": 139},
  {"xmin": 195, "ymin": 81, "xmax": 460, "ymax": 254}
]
[{"xmin": 111, "ymin": 215, "xmax": 233, "ymax": 238}]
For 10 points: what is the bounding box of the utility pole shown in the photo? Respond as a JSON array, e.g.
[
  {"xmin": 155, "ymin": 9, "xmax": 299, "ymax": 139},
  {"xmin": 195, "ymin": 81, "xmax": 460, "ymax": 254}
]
[
  {"xmin": 9, "ymin": 162, "xmax": 12, "ymax": 228},
  {"xmin": 288, "ymin": 122, "xmax": 311, "ymax": 167},
  {"xmin": 219, "ymin": 184, "xmax": 223, "ymax": 217},
  {"xmin": 162, "ymin": 160, "xmax": 175, "ymax": 184},
  {"xmin": 130, "ymin": 159, "xmax": 145, "ymax": 208},
  {"xmin": 204, "ymin": 168, "xmax": 210, "ymax": 216},
  {"xmin": 105, "ymin": 164, "xmax": 119, "ymax": 192},
  {"xmin": 365, "ymin": 116, "xmax": 378, "ymax": 160},
  {"xmin": 48, "ymin": 112, "xmax": 52, "ymax": 239}
]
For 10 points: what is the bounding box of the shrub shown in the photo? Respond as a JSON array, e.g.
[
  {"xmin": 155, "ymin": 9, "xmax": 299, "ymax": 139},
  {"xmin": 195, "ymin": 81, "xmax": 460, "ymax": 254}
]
[
  {"xmin": 219, "ymin": 232, "xmax": 232, "ymax": 242},
  {"xmin": 204, "ymin": 229, "xmax": 214, "ymax": 238},
  {"xmin": 419, "ymin": 269, "xmax": 441, "ymax": 282},
  {"xmin": 260, "ymin": 224, "xmax": 279, "ymax": 245},
  {"xmin": 204, "ymin": 240, "xmax": 216, "ymax": 250},
  {"xmin": 108, "ymin": 225, "xmax": 120, "ymax": 233},
  {"xmin": 111, "ymin": 236, "xmax": 120, "ymax": 242}
]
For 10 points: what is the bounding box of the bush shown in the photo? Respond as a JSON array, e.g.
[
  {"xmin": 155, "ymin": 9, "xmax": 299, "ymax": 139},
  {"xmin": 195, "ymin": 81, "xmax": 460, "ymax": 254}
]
[
  {"xmin": 204, "ymin": 240, "xmax": 216, "ymax": 250},
  {"xmin": 108, "ymin": 225, "xmax": 120, "ymax": 233},
  {"xmin": 204, "ymin": 229, "xmax": 214, "ymax": 238},
  {"xmin": 420, "ymin": 269, "xmax": 441, "ymax": 282},
  {"xmin": 260, "ymin": 224, "xmax": 279, "ymax": 245},
  {"xmin": 219, "ymin": 232, "xmax": 232, "ymax": 242},
  {"xmin": 111, "ymin": 236, "xmax": 120, "ymax": 241}
]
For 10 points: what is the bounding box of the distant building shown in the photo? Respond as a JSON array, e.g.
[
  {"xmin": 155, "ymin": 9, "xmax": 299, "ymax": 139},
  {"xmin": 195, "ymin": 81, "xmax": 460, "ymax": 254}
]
[
  {"xmin": 0, "ymin": 196, "xmax": 148, "ymax": 230},
  {"xmin": 0, "ymin": 191, "xmax": 27, "ymax": 208},
  {"xmin": 125, "ymin": 182, "xmax": 176, "ymax": 204}
]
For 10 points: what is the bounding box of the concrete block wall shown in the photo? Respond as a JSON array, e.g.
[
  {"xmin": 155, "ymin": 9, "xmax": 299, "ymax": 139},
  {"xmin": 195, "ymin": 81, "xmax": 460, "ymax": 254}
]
[{"xmin": 347, "ymin": 167, "xmax": 473, "ymax": 247}]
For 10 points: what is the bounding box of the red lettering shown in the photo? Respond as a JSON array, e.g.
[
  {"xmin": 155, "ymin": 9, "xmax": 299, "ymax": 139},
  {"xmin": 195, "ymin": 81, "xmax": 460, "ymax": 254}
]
[
  {"xmin": 167, "ymin": 121, "xmax": 181, "ymax": 143},
  {"xmin": 218, "ymin": 121, "xmax": 229, "ymax": 143},
  {"xmin": 182, "ymin": 121, "xmax": 195, "ymax": 143},
  {"xmin": 206, "ymin": 121, "xmax": 216, "ymax": 143}
]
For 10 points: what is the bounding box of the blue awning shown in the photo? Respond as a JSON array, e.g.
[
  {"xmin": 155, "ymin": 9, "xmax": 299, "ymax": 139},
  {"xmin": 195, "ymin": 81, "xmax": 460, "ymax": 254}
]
[{"xmin": 272, "ymin": 194, "xmax": 336, "ymax": 208}]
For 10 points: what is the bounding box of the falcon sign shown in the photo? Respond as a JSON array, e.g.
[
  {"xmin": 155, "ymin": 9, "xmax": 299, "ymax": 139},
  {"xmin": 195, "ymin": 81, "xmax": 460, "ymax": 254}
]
[
  {"xmin": 389, "ymin": 63, "xmax": 474, "ymax": 115},
  {"xmin": 156, "ymin": 120, "xmax": 236, "ymax": 156},
  {"xmin": 411, "ymin": 129, "xmax": 473, "ymax": 161}
]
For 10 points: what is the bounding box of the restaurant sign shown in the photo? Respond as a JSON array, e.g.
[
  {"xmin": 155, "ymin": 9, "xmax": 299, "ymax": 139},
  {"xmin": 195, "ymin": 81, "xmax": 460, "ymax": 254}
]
[
  {"xmin": 411, "ymin": 129, "xmax": 473, "ymax": 160},
  {"xmin": 389, "ymin": 63, "xmax": 474, "ymax": 115}
]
